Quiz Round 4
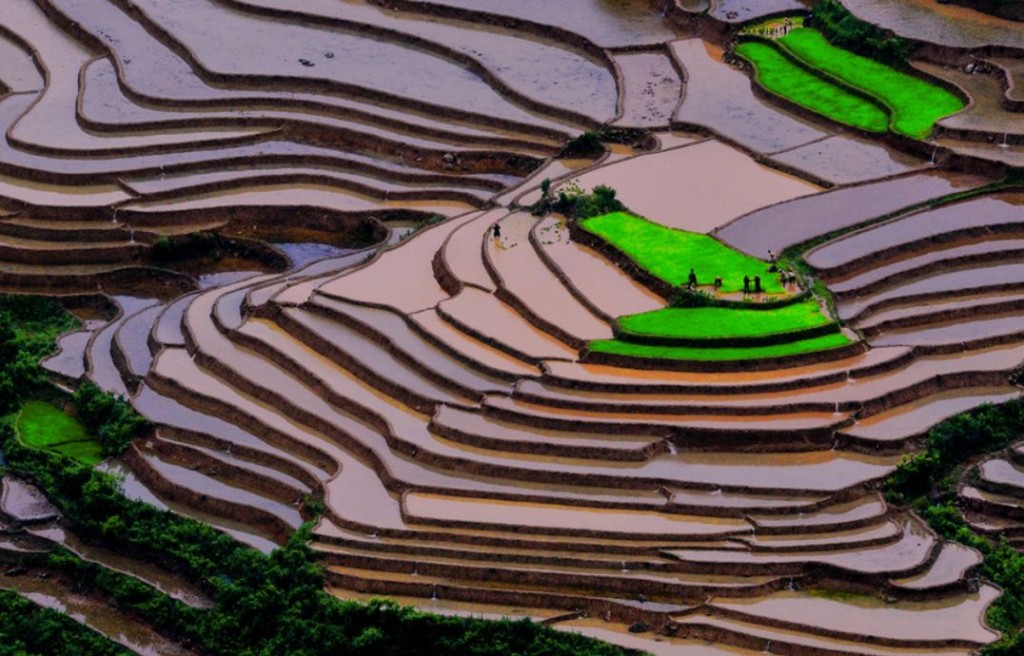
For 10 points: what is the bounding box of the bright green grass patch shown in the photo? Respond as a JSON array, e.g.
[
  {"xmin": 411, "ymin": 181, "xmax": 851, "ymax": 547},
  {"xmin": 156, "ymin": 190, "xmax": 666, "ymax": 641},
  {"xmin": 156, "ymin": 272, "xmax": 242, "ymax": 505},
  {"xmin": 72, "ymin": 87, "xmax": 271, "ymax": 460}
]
[
  {"xmin": 618, "ymin": 299, "xmax": 832, "ymax": 340},
  {"xmin": 589, "ymin": 332, "xmax": 852, "ymax": 362},
  {"xmin": 735, "ymin": 41, "xmax": 889, "ymax": 133},
  {"xmin": 779, "ymin": 28, "xmax": 964, "ymax": 138},
  {"xmin": 16, "ymin": 401, "xmax": 101, "ymax": 465},
  {"xmin": 17, "ymin": 401, "xmax": 88, "ymax": 448},
  {"xmin": 581, "ymin": 212, "xmax": 782, "ymax": 294},
  {"xmin": 50, "ymin": 440, "xmax": 105, "ymax": 466}
]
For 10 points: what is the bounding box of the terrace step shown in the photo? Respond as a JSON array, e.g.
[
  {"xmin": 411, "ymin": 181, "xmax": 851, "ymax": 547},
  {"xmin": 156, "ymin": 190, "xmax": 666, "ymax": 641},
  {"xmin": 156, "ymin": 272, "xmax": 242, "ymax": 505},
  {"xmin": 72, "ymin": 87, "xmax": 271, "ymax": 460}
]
[
  {"xmin": 868, "ymin": 312, "xmax": 1024, "ymax": 350},
  {"xmin": 112, "ymin": 303, "xmax": 164, "ymax": 390},
  {"xmin": 839, "ymin": 387, "xmax": 1021, "ymax": 451},
  {"xmin": 436, "ymin": 287, "xmax": 580, "ymax": 364},
  {"xmin": 485, "ymin": 212, "xmax": 612, "ymax": 347},
  {"xmin": 664, "ymin": 517, "xmax": 937, "ymax": 578},
  {"xmin": 838, "ymin": 262, "xmax": 1024, "ymax": 325},
  {"xmin": 483, "ymin": 395, "xmax": 848, "ymax": 451},
  {"xmin": 429, "ymin": 404, "xmax": 663, "ymax": 462},
  {"xmin": 409, "ymin": 308, "xmax": 542, "ymax": 380},
  {"xmin": 315, "ymin": 545, "xmax": 782, "ymax": 602},
  {"xmin": 530, "ymin": 215, "xmax": 664, "ymax": 322},
  {"xmin": 41, "ymin": 330, "xmax": 91, "ymax": 382},
  {"xmin": 806, "ymin": 192, "xmax": 1024, "ymax": 279},
  {"xmin": 890, "ymin": 541, "xmax": 982, "ymax": 593},
  {"xmin": 855, "ymin": 289, "xmax": 1024, "ymax": 336},
  {"xmin": 672, "ymin": 610, "xmax": 978, "ymax": 656},
  {"xmin": 133, "ymin": 384, "xmax": 332, "ymax": 488},
  {"xmin": 0, "ymin": 233, "xmax": 145, "ymax": 265},
  {"xmin": 706, "ymin": 587, "xmax": 999, "ymax": 649},
  {"xmin": 318, "ymin": 213, "xmax": 478, "ymax": 314},
  {"xmin": 303, "ymin": 295, "xmax": 511, "ymax": 396},
  {"xmin": 126, "ymin": 442, "xmax": 303, "ymax": 545},
  {"xmin": 539, "ymin": 346, "xmax": 914, "ymax": 395},
  {"xmin": 978, "ymin": 458, "xmax": 1024, "ymax": 498},
  {"xmin": 830, "ymin": 238, "xmax": 1024, "ymax": 300}
]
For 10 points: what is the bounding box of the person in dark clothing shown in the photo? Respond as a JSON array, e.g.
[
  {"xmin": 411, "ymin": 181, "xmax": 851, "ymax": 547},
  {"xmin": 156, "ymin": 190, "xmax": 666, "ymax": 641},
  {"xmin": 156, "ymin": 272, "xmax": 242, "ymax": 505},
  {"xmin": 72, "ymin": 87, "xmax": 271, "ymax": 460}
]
[
  {"xmin": 491, "ymin": 223, "xmax": 501, "ymax": 239},
  {"xmin": 754, "ymin": 275, "xmax": 762, "ymax": 293},
  {"xmin": 743, "ymin": 275, "xmax": 751, "ymax": 293},
  {"xmin": 687, "ymin": 268, "xmax": 698, "ymax": 289}
]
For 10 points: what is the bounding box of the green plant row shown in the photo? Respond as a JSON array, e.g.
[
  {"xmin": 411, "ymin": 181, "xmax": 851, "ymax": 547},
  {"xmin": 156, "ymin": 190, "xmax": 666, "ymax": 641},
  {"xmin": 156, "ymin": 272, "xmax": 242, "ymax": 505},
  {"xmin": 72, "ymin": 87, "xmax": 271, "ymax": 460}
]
[
  {"xmin": 735, "ymin": 39, "xmax": 889, "ymax": 134},
  {"xmin": 778, "ymin": 28, "xmax": 963, "ymax": 139},
  {"xmin": 588, "ymin": 331, "xmax": 852, "ymax": 362},
  {"xmin": 613, "ymin": 300, "xmax": 839, "ymax": 347},
  {"xmin": 580, "ymin": 212, "xmax": 783, "ymax": 294}
]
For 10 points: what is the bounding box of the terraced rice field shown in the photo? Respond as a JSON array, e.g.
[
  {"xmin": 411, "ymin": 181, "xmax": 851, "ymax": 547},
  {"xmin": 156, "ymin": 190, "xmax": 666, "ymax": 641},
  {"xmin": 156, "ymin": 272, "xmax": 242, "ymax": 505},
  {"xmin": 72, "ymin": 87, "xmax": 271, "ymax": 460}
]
[{"xmin": 5, "ymin": 0, "xmax": 1024, "ymax": 653}]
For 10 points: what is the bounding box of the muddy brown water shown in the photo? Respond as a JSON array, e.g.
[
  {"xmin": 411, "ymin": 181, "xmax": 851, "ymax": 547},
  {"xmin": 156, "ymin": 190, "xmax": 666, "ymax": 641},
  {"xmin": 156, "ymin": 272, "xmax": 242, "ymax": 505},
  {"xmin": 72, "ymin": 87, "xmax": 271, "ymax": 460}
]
[
  {"xmin": 404, "ymin": 0, "xmax": 679, "ymax": 48},
  {"xmin": 715, "ymin": 171, "xmax": 988, "ymax": 257},
  {"xmin": 671, "ymin": 39, "xmax": 829, "ymax": 154},
  {"xmin": 570, "ymin": 140, "xmax": 820, "ymax": 233},
  {"xmin": 613, "ymin": 51, "xmax": 684, "ymax": 128},
  {"xmin": 711, "ymin": 0, "xmax": 806, "ymax": 23},
  {"xmin": 770, "ymin": 135, "xmax": 929, "ymax": 186},
  {"xmin": 840, "ymin": 0, "xmax": 1024, "ymax": 49},
  {"xmin": 1, "ymin": 478, "xmax": 58, "ymax": 523}
]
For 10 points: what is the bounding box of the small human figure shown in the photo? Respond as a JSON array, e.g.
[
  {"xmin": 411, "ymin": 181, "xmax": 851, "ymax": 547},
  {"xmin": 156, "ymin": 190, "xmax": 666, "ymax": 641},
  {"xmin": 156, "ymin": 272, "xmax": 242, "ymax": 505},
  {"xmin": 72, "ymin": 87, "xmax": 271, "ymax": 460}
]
[
  {"xmin": 754, "ymin": 275, "xmax": 762, "ymax": 293},
  {"xmin": 743, "ymin": 275, "xmax": 751, "ymax": 293},
  {"xmin": 713, "ymin": 276, "xmax": 723, "ymax": 289},
  {"xmin": 491, "ymin": 223, "xmax": 501, "ymax": 239},
  {"xmin": 768, "ymin": 249, "xmax": 777, "ymax": 263},
  {"xmin": 687, "ymin": 268, "xmax": 698, "ymax": 289}
]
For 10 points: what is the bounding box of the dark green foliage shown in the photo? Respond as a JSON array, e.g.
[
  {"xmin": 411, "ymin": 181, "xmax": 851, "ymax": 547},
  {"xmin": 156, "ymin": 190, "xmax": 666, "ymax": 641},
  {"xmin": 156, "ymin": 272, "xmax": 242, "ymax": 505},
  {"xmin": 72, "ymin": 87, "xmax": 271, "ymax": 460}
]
[
  {"xmin": 560, "ymin": 131, "xmax": 603, "ymax": 158},
  {"xmin": 884, "ymin": 400, "xmax": 1024, "ymax": 505},
  {"xmin": 0, "ymin": 588, "xmax": 129, "ymax": 656},
  {"xmin": 555, "ymin": 184, "xmax": 625, "ymax": 220},
  {"xmin": 0, "ymin": 296, "xmax": 77, "ymax": 414},
  {"xmin": 809, "ymin": 0, "xmax": 909, "ymax": 67},
  {"xmin": 882, "ymin": 397, "xmax": 1024, "ymax": 653},
  {"xmin": 72, "ymin": 382, "xmax": 148, "ymax": 457}
]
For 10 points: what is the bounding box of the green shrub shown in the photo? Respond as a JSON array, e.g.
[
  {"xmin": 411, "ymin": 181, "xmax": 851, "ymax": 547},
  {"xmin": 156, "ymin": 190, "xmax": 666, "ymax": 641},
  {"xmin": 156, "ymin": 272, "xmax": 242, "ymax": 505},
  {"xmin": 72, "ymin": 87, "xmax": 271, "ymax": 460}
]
[
  {"xmin": 73, "ymin": 382, "xmax": 148, "ymax": 457},
  {"xmin": 809, "ymin": 0, "xmax": 910, "ymax": 67}
]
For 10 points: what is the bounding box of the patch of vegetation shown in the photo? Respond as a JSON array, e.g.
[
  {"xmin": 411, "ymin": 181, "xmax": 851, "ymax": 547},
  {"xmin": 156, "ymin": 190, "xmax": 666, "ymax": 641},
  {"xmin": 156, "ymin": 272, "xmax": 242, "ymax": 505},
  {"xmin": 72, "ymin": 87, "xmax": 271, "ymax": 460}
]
[
  {"xmin": 808, "ymin": 0, "xmax": 910, "ymax": 67},
  {"xmin": 882, "ymin": 398, "xmax": 1024, "ymax": 654},
  {"xmin": 735, "ymin": 40, "xmax": 889, "ymax": 133},
  {"xmin": 72, "ymin": 382, "xmax": 148, "ymax": 458},
  {"xmin": 16, "ymin": 401, "xmax": 103, "ymax": 466},
  {"xmin": 0, "ymin": 296, "xmax": 77, "ymax": 415},
  {"xmin": 581, "ymin": 212, "xmax": 783, "ymax": 294},
  {"xmin": 588, "ymin": 331, "xmax": 851, "ymax": 362},
  {"xmin": 542, "ymin": 182, "xmax": 626, "ymax": 221},
  {"xmin": 560, "ymin": 131, "xmax": 604, "ymax": 158},
  {"xmin": 779, "ymin": 28, "xmax": 964, "ymax": 138},
  {"xmin": 616, "ymin": 299, "xmax": 834, "ymax": 342}
]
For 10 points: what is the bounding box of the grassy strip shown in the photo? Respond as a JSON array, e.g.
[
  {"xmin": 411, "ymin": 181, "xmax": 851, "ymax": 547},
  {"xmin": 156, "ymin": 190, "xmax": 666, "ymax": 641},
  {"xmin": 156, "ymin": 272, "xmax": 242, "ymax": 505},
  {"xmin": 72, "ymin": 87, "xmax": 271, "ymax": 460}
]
[
  {"xmin": 588, "ymin": 331, "xmax": 851, "ymax": 361},
  {"xmin": 16, "ymin": 401, "xmax": 103, "ymax": 466},
  {"xmin": 581, "ymin": 212, "xmax": 782, "ymax": 294},
  {"xmin": 735, "ymin": 40, "xmax": 889, "ymax": 133},
  {"xmin": 617, "ymin": 299, "xmax": 833, "ymax": 341},
  {"xmin": 883, "ymin": 397, "xmax": 1024, "ymax": 654},
  {"xmin": 779, "ymin": 28, "xmax": 964, "ymax": 138}
]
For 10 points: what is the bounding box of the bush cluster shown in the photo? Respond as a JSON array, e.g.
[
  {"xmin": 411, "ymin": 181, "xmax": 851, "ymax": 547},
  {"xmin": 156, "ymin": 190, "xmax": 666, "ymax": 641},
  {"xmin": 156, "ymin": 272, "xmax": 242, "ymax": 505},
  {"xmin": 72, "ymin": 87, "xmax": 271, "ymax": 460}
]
[
  {"xmin": 808, "ymin": 0, "xmax": 909, "ymax": 66},
  {"xmin": 72, "ymin": 382, "xmax": 148, "ymax": 457}
]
